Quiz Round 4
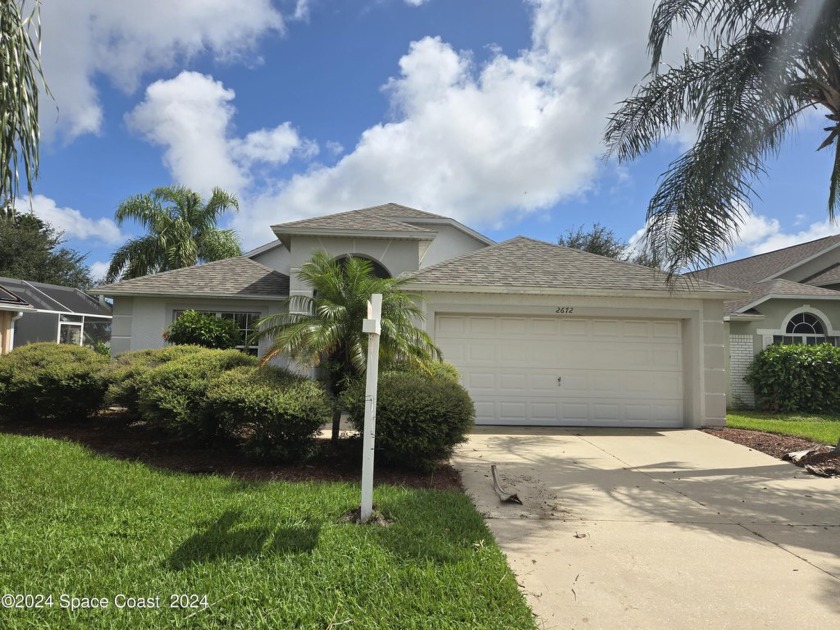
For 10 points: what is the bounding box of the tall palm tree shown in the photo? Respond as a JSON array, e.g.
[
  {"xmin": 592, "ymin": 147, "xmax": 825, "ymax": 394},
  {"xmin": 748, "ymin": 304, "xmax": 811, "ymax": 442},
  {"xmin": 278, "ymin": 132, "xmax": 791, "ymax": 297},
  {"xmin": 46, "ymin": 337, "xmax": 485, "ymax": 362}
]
[
  {"xmin": 1, "ymin": 0, "xmax": 47, "ymax": 205},
  {"xmin": 254, "ymin": 251, "xmax": 442, "ymax": 441},
  {"xmin": 105, "ymin": 185, "xmax": 241, "ymax": 282},
  {"xmin": 605, "ymin": 0, "xmax": 840, "ymax": 275}
]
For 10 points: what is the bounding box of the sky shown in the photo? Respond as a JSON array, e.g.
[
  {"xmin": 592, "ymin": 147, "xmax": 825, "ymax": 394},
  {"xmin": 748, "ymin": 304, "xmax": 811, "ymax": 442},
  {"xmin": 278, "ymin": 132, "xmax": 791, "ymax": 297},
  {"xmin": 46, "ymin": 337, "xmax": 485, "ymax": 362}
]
[{"xmin": 19, "ymin": 0, "xmax": 840, "ymax": 282}]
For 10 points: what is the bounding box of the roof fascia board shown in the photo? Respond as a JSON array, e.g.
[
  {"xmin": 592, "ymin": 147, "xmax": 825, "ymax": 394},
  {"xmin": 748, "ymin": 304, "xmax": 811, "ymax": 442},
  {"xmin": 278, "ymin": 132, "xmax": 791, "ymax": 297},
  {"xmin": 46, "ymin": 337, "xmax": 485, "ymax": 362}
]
[
  {"xmin": 405, "ymin": 282, "xmax": 748, "ymax": 300},
  {"xmin": 760, "ymin": 240, "xmax": 840, "ymax": 282},
  {"xmin": 724, "ymin": 314, "xmax": 765, "ymax": 322},
  {"xmin": 271, "ymin": 227, "xmax": 436, "ymax": 240},
  {"xmin": 97, "ymin": 291, "xmax": 288, "ymax": 301}
]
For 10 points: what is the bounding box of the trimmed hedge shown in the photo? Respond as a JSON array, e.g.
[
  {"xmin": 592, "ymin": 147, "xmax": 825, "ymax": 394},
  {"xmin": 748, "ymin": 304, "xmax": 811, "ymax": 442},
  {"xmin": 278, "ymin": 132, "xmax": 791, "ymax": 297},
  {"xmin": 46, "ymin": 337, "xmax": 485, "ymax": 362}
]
[
  {"xmin": 745, "ymin": 343, "xmax": 840, "ymax": 412},
  {"xmin": 104, "ymin": 345, "xmax": 205, "ymax": 416},
  {"xmin": 137, "ymin": 348, "xmax": 258, "ymax": 440},
  {"xmin": 344, "ymin": 370, "xmax": 475, "ymax": 471},
  {"xmin": 0, "ymin": 343, "xmax": 109, "ymax": 422},
  {"xmin": 207, "ymin": 366, "xmax": 332, "ymax": 462},
  {"xmin": 162, "ymin": 310, "xmax": 242, "ymax": 349}
]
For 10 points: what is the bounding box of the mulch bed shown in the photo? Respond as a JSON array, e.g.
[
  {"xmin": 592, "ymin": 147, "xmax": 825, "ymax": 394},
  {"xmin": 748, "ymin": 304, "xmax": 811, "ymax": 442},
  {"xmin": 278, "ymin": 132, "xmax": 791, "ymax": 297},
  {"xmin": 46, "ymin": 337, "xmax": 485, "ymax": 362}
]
[
  {"xmin": 0, "ymin": 410, "xmax": 463, "ymax": 491},
  {"xmin": 703, "ymin": 427, "xmax": 840, "ymax": 477}
]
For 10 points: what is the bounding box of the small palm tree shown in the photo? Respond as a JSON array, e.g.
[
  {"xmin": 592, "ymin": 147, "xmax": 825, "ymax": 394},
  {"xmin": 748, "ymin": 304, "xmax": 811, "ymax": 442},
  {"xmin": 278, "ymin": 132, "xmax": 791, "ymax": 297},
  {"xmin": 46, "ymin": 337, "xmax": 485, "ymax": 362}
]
[
  {"xmin": 106, "ymin": 185, "xmax": 241, "ymax": 282},
  {"xmin": 254, "ymin": 251, "xmax": 442, "ymax": 441},
  {"xmin": 605, "ymin": 0, "xmax": 840, "ymax": 275}
]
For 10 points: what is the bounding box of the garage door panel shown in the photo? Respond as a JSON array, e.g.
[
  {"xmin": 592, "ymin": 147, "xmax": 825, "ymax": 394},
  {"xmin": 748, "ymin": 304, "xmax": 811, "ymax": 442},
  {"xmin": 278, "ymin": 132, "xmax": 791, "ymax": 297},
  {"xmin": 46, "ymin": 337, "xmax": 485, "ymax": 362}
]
[{"xmin": 436, "ymin": 314, "xmax": 684, "ymax": 427}]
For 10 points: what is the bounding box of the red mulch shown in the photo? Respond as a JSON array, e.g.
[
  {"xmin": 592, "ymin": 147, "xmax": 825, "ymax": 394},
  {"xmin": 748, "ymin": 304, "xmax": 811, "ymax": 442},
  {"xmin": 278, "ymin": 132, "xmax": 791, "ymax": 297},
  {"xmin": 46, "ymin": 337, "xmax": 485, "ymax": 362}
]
[
  {"xmin": 0, "ymin": 410, "xmax": 463, "ymax": 491},
  {"xmin": 703, "ymin": 427, "xmax": 840, "ymax": 477}
]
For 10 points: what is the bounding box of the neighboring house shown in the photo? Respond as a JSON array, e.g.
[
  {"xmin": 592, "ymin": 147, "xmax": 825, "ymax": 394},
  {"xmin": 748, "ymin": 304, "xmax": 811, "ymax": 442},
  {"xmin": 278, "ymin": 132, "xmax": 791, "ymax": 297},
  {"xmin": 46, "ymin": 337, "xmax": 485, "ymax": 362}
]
[
  {"xmin": 690, "ymin": 234, "xmax": 840, "ymax": 408},
  {"xmin": 98, "ymin": 202, "xmax": 744, "ymax": 429},
  {"xmin": 0, "ymin": 284, "xmax": 33, "ymax": 354},
  {"xmin": 0, "ymin": 277, "xmax": 113, "ymax": 350}
]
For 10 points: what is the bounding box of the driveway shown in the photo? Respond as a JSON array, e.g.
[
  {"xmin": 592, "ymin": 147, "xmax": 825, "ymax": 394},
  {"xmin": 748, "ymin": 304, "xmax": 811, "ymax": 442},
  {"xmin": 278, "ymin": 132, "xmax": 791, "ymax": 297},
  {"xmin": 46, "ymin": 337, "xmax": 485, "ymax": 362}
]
[{"xmin": 452, "ymin": 428, "xmax": 840, "ymax": 630}]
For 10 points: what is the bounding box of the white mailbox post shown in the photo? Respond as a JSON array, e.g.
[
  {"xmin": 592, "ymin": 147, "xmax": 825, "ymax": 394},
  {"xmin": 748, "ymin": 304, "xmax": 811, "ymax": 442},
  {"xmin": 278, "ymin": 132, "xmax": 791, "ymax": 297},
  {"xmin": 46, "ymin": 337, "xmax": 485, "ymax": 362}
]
[{"xmin": 360, "ymin": 293, "xmax": 382, "ymax": 523}]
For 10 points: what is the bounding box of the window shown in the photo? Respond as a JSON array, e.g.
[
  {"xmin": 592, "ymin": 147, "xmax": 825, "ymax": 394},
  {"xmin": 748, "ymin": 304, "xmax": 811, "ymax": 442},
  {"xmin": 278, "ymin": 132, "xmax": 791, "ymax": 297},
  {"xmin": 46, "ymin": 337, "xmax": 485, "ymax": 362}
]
[
  {"xmin": 773, "ymin": 312, "xmax": 840, "ymax": 346},
  {"xmin": 173, "ymin": 310, "xmax": 261, "ymax": 355}
]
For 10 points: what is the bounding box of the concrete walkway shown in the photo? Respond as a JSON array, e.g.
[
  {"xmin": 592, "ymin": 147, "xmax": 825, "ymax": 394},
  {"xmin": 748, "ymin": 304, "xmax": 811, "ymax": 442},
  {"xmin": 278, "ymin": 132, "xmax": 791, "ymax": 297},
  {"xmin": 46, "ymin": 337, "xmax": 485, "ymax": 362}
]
[{"xmin": 452, "ymin": 428, "xmax": 840, "ymax": 630}]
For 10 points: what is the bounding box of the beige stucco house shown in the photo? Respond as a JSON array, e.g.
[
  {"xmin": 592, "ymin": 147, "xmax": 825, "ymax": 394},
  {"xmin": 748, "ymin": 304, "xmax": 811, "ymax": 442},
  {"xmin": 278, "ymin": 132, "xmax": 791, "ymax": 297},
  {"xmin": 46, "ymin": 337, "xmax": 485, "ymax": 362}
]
[
  {"xmin": 98, "ymin": 203, "xmax": 744, "ymax": 428},
  {"xmin": 691, "ymin": 234, "xmax": 840, "ymax": 409}
]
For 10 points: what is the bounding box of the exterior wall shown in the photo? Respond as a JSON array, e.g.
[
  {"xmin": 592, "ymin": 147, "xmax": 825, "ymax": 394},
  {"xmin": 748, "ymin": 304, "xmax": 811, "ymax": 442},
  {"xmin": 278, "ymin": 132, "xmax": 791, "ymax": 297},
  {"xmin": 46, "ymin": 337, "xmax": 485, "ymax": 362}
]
[
  {"xmin": 109, "ymin": 296, "xmax": 285, "ymax": 358},
  {"xmin": 249, "ymin": 243, "xmax": 290, "ymax": 273},
  {"xmin": 728, "ymin": 331, "xmax": 756, "ymax": 408},
  {"xmin": 0, "ymin": 311, "xmax": 10, "ymax": 354},
  {"xmin": 418, "ymin": 224, "xmax": 488, "ymax": 268},
  {"xmin": 418, "ymin": 291, "xmax": 727, "ymax": 428}
]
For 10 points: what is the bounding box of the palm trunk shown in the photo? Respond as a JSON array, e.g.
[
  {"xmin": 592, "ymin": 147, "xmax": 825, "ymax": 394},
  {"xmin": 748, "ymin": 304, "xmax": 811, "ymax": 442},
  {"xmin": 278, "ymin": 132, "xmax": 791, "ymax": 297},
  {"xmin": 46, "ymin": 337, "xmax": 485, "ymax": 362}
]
[{"xmin": 331, "ymin": 407, "xmax": 342, "ymax": 443}]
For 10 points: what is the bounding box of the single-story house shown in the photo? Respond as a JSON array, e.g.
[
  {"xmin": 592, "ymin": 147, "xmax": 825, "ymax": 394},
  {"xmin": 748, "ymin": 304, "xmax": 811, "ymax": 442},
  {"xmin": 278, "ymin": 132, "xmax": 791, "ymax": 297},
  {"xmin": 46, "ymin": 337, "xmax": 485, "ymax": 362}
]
[
  {"xmin": 0, "ymin": 284, "xmax": 33, "ymax": 354},
  {"xmin": 690, "ymin": 234, "xmax": 840, "ymax": 408},
  {"xmin": 97, "ymin": 203, "xmax": 745, "ymax": 428},
  {"xmin": 0, "ymin": 277, "xmax": 113, "ymax": 350}
]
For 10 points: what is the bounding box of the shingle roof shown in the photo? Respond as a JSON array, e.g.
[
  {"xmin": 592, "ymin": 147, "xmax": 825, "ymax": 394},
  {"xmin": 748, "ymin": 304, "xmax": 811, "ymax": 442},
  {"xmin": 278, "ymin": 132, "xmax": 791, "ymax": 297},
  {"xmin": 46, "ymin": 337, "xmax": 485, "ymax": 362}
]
[
  {"xmin": 96, "ymin": 257, "xmax": 289, "ymax": 299},
  {"xmin": 804, "ymin": 264, "xmax": 840, "ymax": 287},
  {"xmin": 723, "ymin": 278, "xmax": 840, "ymax": 314},
  {"xmin": 405, "ymin": 237, "xmax": 740, "ymax": 294},
  {"xmin": 271, "ymin": 202, "xmax": 441, "ymax": 236},
  {"xmin": 0, "ymin": 277, "xmax": 109, "ymax": 316},
  {"xmin": 689, "ymin": 234, "xmax": 840, "ymax": 288}
]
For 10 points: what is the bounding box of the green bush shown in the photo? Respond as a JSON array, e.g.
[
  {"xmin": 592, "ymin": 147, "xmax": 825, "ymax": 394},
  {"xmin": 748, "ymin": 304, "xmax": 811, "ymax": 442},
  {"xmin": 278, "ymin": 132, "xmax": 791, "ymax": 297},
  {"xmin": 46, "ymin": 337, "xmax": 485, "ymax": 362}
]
[
  {"xmin": 162, "ymin": 310, "xmax": 242, "ymax": 349},
  {"xmin": 389, "ymin": 360, "xmax": 460, "ymax": 383},
  {"xmin": 0, "ymin": 343, "xmax": 109, "ymax": 422},
  {"xmin": 344, "ymin": 370, "xmax": 475, "ymax": 471},
  {"xmin": 137, "ymin": 348, "xmax": 258, "ymax": 440},
  {"xmin": 207, "ymin": 366, "xmax": 332, "ymax": 462},
  {"xmin": 104, "ymin": 345, "xmax": 205, "ymax": 416},
  {"xmin": 745, "ymin": 343, "xmax": 840, "ymax": 412}
]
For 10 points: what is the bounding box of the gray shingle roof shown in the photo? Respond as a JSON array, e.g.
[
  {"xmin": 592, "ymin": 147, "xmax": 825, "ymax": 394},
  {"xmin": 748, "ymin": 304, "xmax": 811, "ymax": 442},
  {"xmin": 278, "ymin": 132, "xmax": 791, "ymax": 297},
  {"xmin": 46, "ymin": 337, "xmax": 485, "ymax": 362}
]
[
  {"xmin": 804, "ymin": 264, "xmax": 840, "ymax": 287},
  {"xmin": 405, "ymin": 237, "xmax": 740, "ymax": 294},
  {"xmin": 724, "ymin": 278, "xmax": 840, "ymax": 314},
  {"xmin": 97, "ymin": 257, "xmax": 289, "ymax": 299},
  {"xmin": 689, "ymin": 234, "xmax": 840, "ymax": 288},
  {"xmin": 0, "ymin": 277, "xmax": 109, "ymax": 315},
  {"xmin": 271, "ymin": 203, "xmax": 440, "ymax": 235}
]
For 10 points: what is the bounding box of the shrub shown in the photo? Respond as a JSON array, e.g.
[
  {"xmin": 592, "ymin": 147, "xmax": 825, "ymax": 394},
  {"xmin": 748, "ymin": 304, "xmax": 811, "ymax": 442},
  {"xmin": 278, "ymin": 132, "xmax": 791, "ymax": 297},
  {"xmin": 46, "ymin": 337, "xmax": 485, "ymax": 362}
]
[
  {"xmin": 745, "ymin": 343, "xmax": 840, "ymax": 412},
  {"xmin": 162, "ymin": 310, "xmax": 242, "ymax": 349},
  {"xmin": 344, "ymin": 370, "xmax": 475, "ymax": 471},
  {"xmin": 388, "ymin": 360, "xmax": 460, "ymax": 383},
  {"xmin": 0, "ymin": 343, "xmax": 109, "ymax": 422},
  {"xmin": 207, "ymin": 366, "xmax": 332, "ymax": 462},
  {"xmin": 137, "ymin": 348, "xmax": 258, "ymax": 440},
  {"xmin": 104, "ymin": 345, "xmax": 205, "ymax": 416}
]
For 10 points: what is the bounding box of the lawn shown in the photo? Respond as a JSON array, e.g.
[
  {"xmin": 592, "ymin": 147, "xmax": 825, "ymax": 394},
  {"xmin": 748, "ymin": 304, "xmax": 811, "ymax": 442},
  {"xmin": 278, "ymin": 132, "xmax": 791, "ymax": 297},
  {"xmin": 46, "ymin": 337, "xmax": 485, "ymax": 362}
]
[
  {"xmin": 0, "ymin": 433, "xmax": 536, "ymax": 629},
  {"xmin": 727, "ymin": 411, "xmax": 840, "ymax": 445}
]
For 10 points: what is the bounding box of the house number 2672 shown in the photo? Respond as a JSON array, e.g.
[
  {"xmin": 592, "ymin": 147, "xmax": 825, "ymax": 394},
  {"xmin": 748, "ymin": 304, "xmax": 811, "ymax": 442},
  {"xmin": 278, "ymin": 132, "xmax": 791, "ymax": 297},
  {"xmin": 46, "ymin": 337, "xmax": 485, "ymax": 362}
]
[{"xmin": 555, "ymin": 307, "xmax": 574, "ymax": 314}]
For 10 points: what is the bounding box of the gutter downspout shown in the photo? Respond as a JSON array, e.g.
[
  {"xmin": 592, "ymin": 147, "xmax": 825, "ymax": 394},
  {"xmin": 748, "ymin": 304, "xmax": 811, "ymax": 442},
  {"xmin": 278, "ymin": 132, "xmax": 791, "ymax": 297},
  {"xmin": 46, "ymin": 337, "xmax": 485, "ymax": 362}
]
[{"xmin": 9, "ymin": 311, "xmax": 24, "ymax": 351}]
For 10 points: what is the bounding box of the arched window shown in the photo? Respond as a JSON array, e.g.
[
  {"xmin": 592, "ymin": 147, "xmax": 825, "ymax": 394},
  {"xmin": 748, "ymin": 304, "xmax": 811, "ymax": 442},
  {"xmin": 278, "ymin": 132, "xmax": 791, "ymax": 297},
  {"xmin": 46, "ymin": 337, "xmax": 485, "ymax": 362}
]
[
  {"xmin": 334, "ymin": 255, "xmax": 391, "ymax": 279},
  {"xmin": 773, "ymin": 312, "xmax": 838, "ymax": 346}
]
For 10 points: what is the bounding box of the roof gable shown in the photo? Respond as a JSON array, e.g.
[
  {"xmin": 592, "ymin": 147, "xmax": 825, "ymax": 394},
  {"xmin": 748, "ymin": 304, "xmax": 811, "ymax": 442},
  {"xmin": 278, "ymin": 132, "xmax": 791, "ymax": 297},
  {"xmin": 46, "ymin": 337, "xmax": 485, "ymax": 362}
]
[
  {"xmin": 97, "ymin": 257, "xmax": 289, "ymax": 299},
  {"xmin": 406, "ymin": 236, "xmax": 739, "ymax": 295},
  {"xmin": 690, "ymin": 234, "xmax": 840, "ymax": 289},
  {"xmin": 723, "ymin": 278, "xmax": 840, "ymax": 314}
]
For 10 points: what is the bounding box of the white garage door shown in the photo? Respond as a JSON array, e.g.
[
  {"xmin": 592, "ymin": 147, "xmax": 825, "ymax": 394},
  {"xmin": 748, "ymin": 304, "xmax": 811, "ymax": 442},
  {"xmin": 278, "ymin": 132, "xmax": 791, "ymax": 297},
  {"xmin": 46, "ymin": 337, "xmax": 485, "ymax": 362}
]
[{"xmin": 435, "ymin": 314, "xmax": 684, "ymax": 427}]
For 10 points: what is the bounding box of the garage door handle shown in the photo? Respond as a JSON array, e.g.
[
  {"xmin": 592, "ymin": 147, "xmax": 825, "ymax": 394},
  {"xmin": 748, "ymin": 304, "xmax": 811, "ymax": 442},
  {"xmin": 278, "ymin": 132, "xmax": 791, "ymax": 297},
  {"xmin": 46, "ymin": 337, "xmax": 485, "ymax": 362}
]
[{"xmin": 557, "ymin": 376, "xmax": 562, "ymax": 387}]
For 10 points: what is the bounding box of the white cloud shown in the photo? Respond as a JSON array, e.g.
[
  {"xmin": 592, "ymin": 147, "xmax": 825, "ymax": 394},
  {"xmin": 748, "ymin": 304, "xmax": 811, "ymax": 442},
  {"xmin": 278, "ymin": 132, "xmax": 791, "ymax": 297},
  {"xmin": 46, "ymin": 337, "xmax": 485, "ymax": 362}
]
[
  {"xmin": 735, "ymin": 213, "xmax": 840, "ymax": 255},
  {"xmin": 18, "ymin": 195, "xmax": 124, "ymax": 245},
  {"xmin": 224, "ymin": 0, "xmax": 675, "ymax": 243},
  {"xmin": 404, "ymin": 0, "xmax": 430, "ymax": 6},
  {"xmin": 39, "ymin": 0, "xmax": 285, "ymax": 141},
  {"xmin": 126, "ymin": 72, "xmax": 316, "ymax": 197},
  {"xmin": 89, "ymin": 261, "xmax": 111, "ymax": 282}
]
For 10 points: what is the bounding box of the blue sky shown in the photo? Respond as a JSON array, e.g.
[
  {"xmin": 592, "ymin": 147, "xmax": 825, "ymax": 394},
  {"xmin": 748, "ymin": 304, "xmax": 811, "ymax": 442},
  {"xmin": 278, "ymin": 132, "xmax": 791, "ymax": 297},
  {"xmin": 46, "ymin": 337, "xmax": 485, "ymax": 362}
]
[{"xmin": 22, "ymin": 0, "xmax": 840, "ymax": 281}]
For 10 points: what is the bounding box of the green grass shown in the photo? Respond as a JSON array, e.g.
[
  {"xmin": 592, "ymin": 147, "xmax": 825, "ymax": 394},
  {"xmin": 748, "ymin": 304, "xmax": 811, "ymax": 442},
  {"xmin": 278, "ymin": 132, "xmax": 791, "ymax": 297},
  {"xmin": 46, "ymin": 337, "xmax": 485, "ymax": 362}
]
[
  {"xmin": 727, "ymin": 411, "xmax": 840, "ymax": 445},
  {"xmin": 0, "ymin": 434, "xmax": 536, "ymax": 629}
]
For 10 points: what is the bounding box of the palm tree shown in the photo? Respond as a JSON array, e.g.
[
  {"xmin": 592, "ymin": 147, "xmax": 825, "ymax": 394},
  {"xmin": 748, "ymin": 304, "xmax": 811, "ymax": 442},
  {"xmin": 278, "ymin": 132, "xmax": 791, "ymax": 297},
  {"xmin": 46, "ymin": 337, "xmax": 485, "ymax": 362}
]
[
  {"xmin": 605, "ymin": 0, "xmax": 840, "ymax": 275},
  {"xmin": 1, "ymin": 0, "xmax": 48, "ymax": 205},
  {"xmin": 253, "ymin": 251, "xmax": 442, "ymax": 441},
  {"xmin": 105, "ymin": 185, "xmax": 241, "ymax": 282}
]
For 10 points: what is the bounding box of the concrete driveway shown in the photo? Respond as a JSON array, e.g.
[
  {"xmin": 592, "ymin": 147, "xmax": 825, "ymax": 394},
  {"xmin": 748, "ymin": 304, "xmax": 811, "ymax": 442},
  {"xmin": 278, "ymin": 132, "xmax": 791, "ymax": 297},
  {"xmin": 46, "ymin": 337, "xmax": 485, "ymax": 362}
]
[{"xmin": 452, "ymin": 428, "xmax": 840, "ymax": 630}]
